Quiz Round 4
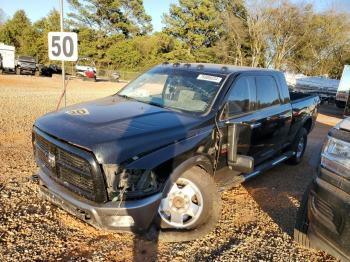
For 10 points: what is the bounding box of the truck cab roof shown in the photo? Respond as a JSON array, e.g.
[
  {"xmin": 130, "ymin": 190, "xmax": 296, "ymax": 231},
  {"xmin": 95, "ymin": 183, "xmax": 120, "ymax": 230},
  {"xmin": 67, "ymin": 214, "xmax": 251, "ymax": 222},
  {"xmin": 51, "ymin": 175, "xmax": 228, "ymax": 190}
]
[{"xmin": 159, "ymin": 62, "xmax": 280, "ymax": 76}]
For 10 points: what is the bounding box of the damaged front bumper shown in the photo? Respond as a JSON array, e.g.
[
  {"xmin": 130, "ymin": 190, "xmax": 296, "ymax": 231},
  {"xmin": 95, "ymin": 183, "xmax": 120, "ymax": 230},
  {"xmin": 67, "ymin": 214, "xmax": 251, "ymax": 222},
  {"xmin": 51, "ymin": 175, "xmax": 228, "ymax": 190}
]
[{"xmin": 38, "ymin": 169, "xmax": 162, "ymax": 232}]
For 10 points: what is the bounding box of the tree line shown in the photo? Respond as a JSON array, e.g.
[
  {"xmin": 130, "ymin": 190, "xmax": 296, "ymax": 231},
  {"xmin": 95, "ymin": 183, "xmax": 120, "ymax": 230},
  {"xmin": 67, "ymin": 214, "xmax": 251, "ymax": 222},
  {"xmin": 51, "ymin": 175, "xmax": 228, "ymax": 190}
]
[{"xmin": 0, "ymin": 0, "xmax": 349, "ymax": 79}]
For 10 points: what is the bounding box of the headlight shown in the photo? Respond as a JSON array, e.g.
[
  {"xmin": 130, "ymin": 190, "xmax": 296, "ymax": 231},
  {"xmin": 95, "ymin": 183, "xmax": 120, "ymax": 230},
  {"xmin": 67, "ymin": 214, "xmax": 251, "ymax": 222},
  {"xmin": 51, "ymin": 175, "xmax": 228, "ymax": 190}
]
[
  {"xmin": 103, "ymin": 165, "xmax": 162, "ymax": 200},
  {"xmin": 321, "ymin": 136, "xmax": 350, "ymax": 177}
]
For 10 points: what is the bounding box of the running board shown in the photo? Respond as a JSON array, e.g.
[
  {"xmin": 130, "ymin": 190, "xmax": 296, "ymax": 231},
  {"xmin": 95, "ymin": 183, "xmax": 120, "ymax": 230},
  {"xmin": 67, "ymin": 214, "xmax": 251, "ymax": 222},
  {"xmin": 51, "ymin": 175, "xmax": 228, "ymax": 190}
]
[{"xmin": 242, "ymin": 151, "xmax": 295, "ymax": 182}]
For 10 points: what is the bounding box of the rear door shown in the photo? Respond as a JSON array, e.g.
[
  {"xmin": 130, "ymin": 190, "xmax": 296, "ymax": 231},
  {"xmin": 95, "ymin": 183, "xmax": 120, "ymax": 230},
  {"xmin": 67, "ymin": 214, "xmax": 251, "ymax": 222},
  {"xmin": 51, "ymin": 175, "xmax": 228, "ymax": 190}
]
[{"xmin": 252, "ymin": 75, "xmax": 292, "ymax": 163}]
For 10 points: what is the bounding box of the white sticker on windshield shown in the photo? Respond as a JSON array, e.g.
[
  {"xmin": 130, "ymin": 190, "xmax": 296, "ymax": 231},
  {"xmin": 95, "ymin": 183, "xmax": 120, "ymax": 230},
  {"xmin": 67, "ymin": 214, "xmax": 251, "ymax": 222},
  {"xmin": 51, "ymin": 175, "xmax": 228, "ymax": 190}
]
[{"xmin": 197, "ymin": 74, "xmax": 222, "ymax": 83}]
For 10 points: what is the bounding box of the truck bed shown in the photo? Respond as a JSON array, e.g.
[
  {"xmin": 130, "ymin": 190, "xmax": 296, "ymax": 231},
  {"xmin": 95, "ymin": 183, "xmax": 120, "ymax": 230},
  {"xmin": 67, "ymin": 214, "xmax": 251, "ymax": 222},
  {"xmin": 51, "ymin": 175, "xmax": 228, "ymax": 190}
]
[{"xmin": 289, "ymin": 91, "xmax": 314, "ymax": 102}]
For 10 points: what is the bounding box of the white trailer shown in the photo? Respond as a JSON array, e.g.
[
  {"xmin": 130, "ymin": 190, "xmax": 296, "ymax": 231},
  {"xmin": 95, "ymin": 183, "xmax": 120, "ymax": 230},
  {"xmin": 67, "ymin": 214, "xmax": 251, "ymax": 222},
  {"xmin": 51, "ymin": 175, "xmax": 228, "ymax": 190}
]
[
  {"xmin": 285, "ymin": 72, "xmax": 339, "ymax": 103},
  {"xmin": 336, "ymin": 65, "xmax": 350, "ymax": 108},
  {"xmin": 0, "ymin": 43, "xmax": 15, "ymax": 72}
]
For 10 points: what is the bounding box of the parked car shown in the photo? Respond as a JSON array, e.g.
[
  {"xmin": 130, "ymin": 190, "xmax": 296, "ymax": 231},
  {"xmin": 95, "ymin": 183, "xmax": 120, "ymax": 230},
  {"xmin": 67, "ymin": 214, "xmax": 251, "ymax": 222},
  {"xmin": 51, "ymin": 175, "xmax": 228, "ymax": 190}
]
[
  {"xmin": 15, "ymin": 55, "xmax": 37, "ymax": 75},
  {"xmin": 75, "ymin": 57, "xmax": 96, "ymax": 81},
  {"xmin": 33, "ymin": 63, "xmax": 320, "ymax": 241},
  {"xmin": 37, "ymin": 64, "xmax": 62, "ymax": 77},
  {"xmin": 294, "ymin": 117, "xmax": 350, "ymax": 261}
]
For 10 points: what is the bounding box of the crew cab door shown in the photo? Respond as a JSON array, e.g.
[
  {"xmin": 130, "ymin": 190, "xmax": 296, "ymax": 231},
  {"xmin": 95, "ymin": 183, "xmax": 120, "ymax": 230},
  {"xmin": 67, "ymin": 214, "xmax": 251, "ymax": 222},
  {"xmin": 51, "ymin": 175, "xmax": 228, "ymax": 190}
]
[
  {"xmin": 222, "ymin": 74, "xmax": 291, "ymax": 167},
  {"xmin": 252, "ymin": 75, "xmax": 292, "ymax": 164}
]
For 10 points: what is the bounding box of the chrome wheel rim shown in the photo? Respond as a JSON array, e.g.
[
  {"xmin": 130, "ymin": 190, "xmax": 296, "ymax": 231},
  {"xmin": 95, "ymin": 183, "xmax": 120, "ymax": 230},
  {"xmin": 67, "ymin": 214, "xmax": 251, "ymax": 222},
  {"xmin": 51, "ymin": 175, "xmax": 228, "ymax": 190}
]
[
  {"xmin": 158, "ymin": 178, "xmax": 204, "ymax": 229},
  {"xmin": 296, "ymin": 136, "xmax": 305, "ymax": 158}
]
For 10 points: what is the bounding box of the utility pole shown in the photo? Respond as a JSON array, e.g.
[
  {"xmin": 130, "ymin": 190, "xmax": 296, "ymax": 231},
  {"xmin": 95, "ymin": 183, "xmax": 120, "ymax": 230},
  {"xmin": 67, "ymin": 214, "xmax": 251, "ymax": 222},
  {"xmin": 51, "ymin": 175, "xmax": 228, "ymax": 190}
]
[{"xmin": 60, "ymin": 0, "xmax": 66, "ymax": 107}]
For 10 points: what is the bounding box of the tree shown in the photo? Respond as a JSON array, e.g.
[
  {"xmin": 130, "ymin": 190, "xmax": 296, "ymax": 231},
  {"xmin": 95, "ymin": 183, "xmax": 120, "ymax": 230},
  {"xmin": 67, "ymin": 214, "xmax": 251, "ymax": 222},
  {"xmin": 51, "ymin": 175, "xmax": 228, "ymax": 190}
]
[
  {"xmin": 263, "ymin": 1, "xmax": 314, "ymax": 70},
  {"xmin": 67, "ymin": 0, "xmax": 152, "ymax": 37},
  {"xmin": 163, "ymin": 0, "xmax": 223, "ymax": 52},
  {"xmin": 288, "ymin": 9, "xmax": 350, "ymax": 78},
  {"xmin": 33, "ymin": 10, "xmax": 61, "ymax": 63},
  {"xmin": 0, "ymin": 10, "xmax": 39, "ymax": 56},
  {"xmin": 213, "ymin": 0, "xmax": 251, "ymax": 66}
]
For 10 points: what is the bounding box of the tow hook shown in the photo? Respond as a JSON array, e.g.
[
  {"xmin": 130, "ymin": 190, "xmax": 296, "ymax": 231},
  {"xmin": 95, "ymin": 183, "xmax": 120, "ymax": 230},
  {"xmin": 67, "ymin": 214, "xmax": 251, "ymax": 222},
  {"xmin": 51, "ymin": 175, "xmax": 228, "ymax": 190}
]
[{"xmin": 31, "ymin": 174, "xmax": 39, "ymax": 184}]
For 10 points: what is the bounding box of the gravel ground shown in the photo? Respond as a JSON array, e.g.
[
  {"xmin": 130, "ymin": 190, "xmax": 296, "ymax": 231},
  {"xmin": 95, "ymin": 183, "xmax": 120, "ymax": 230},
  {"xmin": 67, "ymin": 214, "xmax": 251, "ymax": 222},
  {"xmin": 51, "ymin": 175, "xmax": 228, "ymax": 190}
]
[{"xmin": 0, "ymin": 75, "xmax": 342, "ymax": 261}]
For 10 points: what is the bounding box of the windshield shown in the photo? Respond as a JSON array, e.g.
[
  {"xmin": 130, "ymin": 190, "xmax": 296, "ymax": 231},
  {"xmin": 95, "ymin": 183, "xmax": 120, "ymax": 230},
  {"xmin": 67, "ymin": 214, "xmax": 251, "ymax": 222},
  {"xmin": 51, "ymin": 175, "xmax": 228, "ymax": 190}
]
[
  {"xmin": 19, "ymin": 56, "xmax": 36, "ymax": 62},
  {"xmin": 117, "ymin": 68, "xmax": 225, "ymax": 113}
]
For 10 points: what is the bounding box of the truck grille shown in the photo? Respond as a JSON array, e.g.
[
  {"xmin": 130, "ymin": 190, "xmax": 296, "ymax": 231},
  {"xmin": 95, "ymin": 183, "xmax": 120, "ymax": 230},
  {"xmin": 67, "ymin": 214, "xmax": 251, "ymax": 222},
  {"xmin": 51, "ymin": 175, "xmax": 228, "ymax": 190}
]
[
  {"xmin": 34, "ymin": 131, "xmax": 107, "ymax": 202},
  {"xmin": 311, "ymin": 195, "xmax": 342, "ymax": 234}
]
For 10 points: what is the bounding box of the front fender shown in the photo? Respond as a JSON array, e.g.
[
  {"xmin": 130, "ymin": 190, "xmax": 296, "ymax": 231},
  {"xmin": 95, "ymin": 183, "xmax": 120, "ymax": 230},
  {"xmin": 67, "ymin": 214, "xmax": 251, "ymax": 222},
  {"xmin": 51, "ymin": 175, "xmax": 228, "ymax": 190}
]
[{"xmin": 125, "ymin": 130, "xmax": 213, "ymax": 170}]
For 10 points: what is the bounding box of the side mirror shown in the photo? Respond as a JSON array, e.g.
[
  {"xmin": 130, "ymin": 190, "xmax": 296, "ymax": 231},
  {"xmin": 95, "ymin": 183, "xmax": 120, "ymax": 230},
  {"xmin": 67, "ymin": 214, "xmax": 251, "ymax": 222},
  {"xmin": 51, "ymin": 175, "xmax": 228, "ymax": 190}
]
[{"xmin": 226, "ymin": 122, "xmax": 254, "ymax": 173}]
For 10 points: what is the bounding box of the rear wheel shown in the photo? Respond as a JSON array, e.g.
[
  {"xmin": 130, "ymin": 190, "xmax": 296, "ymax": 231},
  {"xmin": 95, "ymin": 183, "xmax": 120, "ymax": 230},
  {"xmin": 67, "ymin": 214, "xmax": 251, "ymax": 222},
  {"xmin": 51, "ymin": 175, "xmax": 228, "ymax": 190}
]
[
  {"xmin": 156, "ymin": 166, "xmax": 221, "ymax": 242},
  {"xmin": 15, "ymin": 67, "xmax": 21, "ymax": 75},
  {"xmin": 287, "ymin": 128, "xmax": 307, "ymax": 165}
]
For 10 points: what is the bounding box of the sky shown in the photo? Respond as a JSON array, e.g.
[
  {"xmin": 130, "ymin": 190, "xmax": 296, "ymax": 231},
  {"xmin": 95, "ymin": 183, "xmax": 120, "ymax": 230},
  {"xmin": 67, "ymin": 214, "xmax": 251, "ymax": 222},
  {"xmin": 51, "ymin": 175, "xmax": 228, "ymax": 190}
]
[
  {"xmin": 0, "ymin": 0, "xmax": 349, "ymax": 32},
  {"xmin": 0, "ymin": 0, "xmax": 178, "ymax": 32}
]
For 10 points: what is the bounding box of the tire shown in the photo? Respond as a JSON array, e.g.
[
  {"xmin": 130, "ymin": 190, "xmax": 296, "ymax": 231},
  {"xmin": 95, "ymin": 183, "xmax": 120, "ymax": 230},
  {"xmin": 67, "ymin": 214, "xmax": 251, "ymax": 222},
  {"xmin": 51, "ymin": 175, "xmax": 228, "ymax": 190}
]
[
  {"xmin": 335, "ymin": 100, "xmax": 346, "ymax": 109},
  {"xmin": 155, "ymin": 166, "xmax": 221, "ymax": 242},
  {"xmin": 0, "ymin": 68, "xmax": 3, "ymax": 74},
  {"xmin": 294, "ymin": 186, "xmax": 311, "ymax": 248},
  {"xmin": 34, "ymin": 70, "xmax": 40, "ymax": 77},
  {"xmin": 287, "ymin": 127, "xmax": 307, "ymax": 165},
  {"xmin": 15, "ymin": 67, "xmax": 21, "ymax": 75}
]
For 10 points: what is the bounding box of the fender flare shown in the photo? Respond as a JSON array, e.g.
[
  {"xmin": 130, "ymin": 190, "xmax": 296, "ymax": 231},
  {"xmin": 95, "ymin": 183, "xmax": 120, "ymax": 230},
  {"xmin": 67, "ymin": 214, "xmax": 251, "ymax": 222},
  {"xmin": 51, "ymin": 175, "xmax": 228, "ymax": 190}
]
[
  {"xmin": 160, "ymin": 154, "xmax": 213, "ymax": 198},
  {"xmin": 301, "ymin": 115, "xmax": 313, "ymax": 133}
]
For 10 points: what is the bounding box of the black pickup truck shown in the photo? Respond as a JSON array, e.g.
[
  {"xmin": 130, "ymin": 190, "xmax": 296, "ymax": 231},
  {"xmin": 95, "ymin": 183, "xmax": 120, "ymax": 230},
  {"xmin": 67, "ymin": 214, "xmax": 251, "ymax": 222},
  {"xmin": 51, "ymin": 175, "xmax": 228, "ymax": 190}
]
[
  {"xmin": 33, "ymin": 63, "xmax": 320, "ymax": 241},
  {"xmin": 295, "ymin": 117, "xmax": 350, "ymax": 261}
]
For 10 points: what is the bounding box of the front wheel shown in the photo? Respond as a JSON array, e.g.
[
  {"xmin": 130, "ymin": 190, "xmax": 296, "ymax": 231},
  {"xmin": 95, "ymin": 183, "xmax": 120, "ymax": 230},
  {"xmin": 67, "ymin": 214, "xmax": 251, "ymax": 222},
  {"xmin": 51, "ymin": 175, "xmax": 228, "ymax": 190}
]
[{"xmin": 156, "ymin": 166, "xmax": 221, "ymax": 242}]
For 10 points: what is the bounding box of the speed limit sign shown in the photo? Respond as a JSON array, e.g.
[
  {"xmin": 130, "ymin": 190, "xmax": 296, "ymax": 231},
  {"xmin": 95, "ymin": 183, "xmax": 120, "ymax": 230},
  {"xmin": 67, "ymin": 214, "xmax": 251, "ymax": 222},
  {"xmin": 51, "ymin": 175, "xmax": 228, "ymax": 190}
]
[{"xmin": 48, "ymin": 32, "xmax": 78, "ymax": 61}]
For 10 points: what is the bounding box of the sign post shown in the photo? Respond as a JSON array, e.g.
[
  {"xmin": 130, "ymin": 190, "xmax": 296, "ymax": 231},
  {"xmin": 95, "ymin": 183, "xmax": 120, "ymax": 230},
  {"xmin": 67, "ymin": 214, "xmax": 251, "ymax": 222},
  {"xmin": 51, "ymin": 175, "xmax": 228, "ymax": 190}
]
[
  {"xmin": 60, "ymin": 0, "xmax": 65, "ymax": 107},
  {"xmin": 48, "ymin": 0, "xmax": 78, "ymax": 109}
]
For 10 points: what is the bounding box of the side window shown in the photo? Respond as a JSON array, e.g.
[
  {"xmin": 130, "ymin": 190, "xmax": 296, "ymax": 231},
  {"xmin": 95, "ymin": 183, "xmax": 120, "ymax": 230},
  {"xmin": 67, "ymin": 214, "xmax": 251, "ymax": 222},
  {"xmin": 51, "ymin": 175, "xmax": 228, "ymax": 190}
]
[
  {"xmin": 227, "ymin": 77, "xmax": 256, "ymax": 116},
  {"xmin": 256, "ymin": 76, "xmax": 280, "ymax": 109}
]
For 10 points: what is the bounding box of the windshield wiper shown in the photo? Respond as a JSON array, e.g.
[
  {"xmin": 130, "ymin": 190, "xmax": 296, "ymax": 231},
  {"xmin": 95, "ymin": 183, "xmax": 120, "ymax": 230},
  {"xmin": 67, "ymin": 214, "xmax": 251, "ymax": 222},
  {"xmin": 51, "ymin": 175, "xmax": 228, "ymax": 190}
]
[
  {"xmin": 118, "ymin": 94, "xmax": 165, "ymax": 108},
  {"xmin": 117, "ymin": 94, "xmax": 130, "ymax": 99}
]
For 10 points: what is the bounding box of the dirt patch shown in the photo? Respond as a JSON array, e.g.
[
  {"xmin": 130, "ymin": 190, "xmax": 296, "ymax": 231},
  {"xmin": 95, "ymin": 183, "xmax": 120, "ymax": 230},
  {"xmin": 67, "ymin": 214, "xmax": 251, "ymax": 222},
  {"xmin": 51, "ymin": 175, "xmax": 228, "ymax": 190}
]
[{"xmin": 0, "ymin": 74, "xmax": 339, "ymax": 261}]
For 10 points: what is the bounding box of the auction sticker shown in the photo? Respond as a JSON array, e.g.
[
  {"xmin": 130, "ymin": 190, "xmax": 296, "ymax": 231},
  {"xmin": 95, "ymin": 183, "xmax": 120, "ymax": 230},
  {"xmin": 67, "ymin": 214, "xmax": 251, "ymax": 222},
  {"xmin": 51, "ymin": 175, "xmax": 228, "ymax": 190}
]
[{"xmin": 197, "ymin": 74, "xmax": 222, "ymax": 83}]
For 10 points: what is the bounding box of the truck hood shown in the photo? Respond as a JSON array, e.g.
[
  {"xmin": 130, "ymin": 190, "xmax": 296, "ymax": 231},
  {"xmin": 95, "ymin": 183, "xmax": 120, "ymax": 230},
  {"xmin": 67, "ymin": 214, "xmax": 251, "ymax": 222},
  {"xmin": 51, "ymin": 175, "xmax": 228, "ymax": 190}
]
[{"xmin": 34, "ymin": 96, "xmax": 211, "ymax": 164}]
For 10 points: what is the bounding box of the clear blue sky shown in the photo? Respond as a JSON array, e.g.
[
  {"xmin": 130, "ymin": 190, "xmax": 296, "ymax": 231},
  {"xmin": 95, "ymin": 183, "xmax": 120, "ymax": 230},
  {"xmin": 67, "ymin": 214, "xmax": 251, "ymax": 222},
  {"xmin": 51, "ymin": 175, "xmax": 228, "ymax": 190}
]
[
  {"xmin": 0, "ymin": 0, "xmax": 178, "ymax": 32},
  {"xmin": 1, "ymin": 0, "xmax": 349, "ymax": 32}
]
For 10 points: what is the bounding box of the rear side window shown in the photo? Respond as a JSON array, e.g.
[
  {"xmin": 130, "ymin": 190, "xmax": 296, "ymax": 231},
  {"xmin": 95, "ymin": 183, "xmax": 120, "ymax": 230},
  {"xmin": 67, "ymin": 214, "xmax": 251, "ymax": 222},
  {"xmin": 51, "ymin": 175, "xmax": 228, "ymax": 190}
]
[
  {"xmin": 227, "ymin": 77, "xmax": 256, "ymax": 116},
  {"xmin": 256, "ymin": 76, "xmax": 280, "ymax": 109}
]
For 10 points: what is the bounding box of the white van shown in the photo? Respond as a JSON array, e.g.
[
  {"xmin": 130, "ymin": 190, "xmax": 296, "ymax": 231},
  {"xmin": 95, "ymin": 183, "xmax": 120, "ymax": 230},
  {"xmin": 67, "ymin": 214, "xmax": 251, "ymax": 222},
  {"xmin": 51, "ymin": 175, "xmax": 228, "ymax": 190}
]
[{"xmin": 0, "ymin": 43, "xmax": 15, "ymax": 73}]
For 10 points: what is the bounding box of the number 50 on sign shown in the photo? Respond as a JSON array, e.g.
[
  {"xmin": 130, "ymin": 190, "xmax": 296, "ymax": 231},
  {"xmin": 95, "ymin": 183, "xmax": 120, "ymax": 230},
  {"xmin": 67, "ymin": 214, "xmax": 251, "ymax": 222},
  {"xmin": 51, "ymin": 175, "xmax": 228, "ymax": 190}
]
[{"xmin": 48, "ymin": 32, "xmax": 78, "ymax": 61}]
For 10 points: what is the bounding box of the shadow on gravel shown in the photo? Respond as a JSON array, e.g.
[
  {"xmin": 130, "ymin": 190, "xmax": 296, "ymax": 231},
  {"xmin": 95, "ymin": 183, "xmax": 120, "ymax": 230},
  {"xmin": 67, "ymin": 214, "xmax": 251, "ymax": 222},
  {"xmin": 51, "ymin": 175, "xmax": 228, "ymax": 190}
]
[
  {"xmin": 242, "ymin": 121, "xmax": 333, "ymax": 237},
  {"xmin": 132, "ymin": 235, "xmax": 159, "ymax": 262}
]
